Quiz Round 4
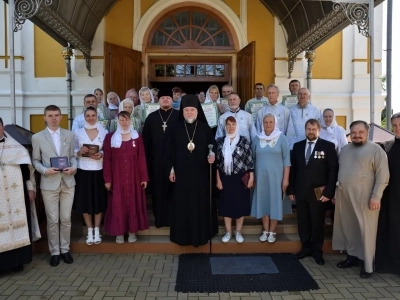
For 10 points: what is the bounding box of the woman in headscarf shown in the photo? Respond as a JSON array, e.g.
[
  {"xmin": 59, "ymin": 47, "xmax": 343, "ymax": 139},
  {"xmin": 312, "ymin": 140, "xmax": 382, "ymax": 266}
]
[
  {"xmin": 106, "ymin": 92, "xmax": 121, "ymax": 110},
  {"xmin": 319, "ymin": 108, "xmax": 347, "ymax": 154},
  {"xmin": 125, "ymin": 89, "xmax": 139, "ymax": 107},
  {"xmin": 103, "ymin": 111, "xmax": 149, "ymax": 244},
  {"xmin": 251, "ymin": 113, "xmax": 291, "ymax": 243},
  {"xmin": 135, "ymin": 87, "xmax": 155, "ymax": 126},
  {"xmin": 205, "ymin": 85, "xmax": 227, "ymax": 114},
  {"xmin": 110, "ymin": 98, "xmax": 142, "ymax": 133},
  {"xmin": 74, "ymin": 106, "xmax": 108, "ymax": 245},
  {"xmin": 93, "ymin": 88, "xmax": 104, "ymax": 104},
  {"xmin": 216, "ymin": 116, "xmax": 254, "ymax": 244},
  {"xmin": 319, "ymin": 108, "xmax": 347, "ymax": 225}
]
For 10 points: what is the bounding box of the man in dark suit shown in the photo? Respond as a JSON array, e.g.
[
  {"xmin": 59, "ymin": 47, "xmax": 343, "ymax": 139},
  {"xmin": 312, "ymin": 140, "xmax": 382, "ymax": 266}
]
[{"xmin": 287, "ymin": 119, "xmax": 338, "ymax": 265}]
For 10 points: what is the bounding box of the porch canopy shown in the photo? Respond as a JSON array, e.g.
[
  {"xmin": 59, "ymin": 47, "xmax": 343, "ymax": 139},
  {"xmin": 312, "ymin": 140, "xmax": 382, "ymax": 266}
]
[{"xmin": 3, "ymin": 0, "xmax": 383, "ymax": 73}]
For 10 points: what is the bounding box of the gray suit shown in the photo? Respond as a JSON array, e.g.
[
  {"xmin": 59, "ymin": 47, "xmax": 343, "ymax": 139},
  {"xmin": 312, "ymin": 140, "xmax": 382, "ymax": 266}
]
[{"xmin": 32, "ymin": 128, "xmax": 77, "ymax": 255}]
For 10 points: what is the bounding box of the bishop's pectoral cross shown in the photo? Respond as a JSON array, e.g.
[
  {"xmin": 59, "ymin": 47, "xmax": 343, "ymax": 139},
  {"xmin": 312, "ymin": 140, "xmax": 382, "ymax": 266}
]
[{"xmin": 162, "ymin": 122, "xmax": 168, "ymax": 132}]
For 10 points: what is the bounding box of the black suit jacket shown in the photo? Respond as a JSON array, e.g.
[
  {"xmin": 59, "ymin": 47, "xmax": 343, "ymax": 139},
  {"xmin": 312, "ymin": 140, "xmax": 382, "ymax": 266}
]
[{"xmin": 287, "ymin": 138, "xmax": 338, "ymax": 201}]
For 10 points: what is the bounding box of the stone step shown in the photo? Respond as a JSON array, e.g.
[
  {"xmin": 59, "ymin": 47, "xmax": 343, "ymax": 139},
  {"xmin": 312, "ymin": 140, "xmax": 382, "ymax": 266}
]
[{"xmin": 33, "ymin": 233, "xmax": 336, "ymax": 255}]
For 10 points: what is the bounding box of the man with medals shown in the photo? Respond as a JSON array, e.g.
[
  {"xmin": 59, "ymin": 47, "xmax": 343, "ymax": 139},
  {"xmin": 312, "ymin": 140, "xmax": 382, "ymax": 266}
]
[
  {"xmin": 142, "ymin": 89, "xmax": 179, "ymax": 228},
  {"xmin": 165, "ymin": 95, "xmax": 218, "ymax": 247}
]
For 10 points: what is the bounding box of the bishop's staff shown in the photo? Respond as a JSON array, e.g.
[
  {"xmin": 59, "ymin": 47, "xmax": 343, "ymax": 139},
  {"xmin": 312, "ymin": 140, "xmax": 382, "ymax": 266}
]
[{"xmin": 208, "ymin": 144, "xmax": 215, "ymax": 254}]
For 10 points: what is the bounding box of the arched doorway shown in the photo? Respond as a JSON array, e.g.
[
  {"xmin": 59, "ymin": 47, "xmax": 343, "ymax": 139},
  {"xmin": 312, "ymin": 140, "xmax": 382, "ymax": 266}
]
[
  {"xmin": 146, "ymin": 8, "xmax": 235, "ymax": 94},
  {"xmin": 104, "ymin": 5, "xmax": 255, "ymax": 102}
]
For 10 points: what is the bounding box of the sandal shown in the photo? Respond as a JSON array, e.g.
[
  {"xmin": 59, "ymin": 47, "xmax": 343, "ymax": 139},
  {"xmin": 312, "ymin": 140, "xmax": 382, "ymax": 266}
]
[
  {"xmin": 86, "ymin": 228, "xmax": 94, "ymax": 245},
  {"xmin": 94, "ymin": 229, "xmax": 102, "ymax": 244}
]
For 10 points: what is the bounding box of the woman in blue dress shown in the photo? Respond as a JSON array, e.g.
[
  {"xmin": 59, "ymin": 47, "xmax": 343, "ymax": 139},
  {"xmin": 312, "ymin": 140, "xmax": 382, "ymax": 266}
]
[
  {"xmin": 251, "ymin": 113, "xmax": 291, "ymax": 243},
  {"xmin": 216, "ymin": 116, "xmax": 254, "ymax": 244}
]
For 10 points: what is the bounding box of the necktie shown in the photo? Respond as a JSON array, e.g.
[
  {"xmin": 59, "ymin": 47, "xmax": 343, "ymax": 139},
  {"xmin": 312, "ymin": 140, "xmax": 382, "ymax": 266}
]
[{"xmin": 305, "ymin": 141, "xmax": 313, "ymax": 164}]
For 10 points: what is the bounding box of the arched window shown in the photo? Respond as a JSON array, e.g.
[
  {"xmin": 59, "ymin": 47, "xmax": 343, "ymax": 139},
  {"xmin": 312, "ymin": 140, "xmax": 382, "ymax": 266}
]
[{"xmin": 148, "ymin": 10, "xmax": 234, "ymax": 49}]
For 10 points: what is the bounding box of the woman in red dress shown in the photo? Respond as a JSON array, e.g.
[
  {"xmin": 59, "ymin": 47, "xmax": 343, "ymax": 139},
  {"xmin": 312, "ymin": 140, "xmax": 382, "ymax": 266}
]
[{"xmin": 103, "ymin": 111, "xmax": 149, "ymax": 243}]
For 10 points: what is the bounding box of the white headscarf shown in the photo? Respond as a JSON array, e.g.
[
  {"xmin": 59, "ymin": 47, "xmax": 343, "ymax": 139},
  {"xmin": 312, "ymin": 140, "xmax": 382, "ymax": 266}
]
[
  {"xmin": 139, "ymin": 87, "xmax": 155, "ymax": 110},
  {"xmin": 119, "ymin": 98, "xmax": 135, "ymax": 117},
  {"xmin": 111, "ymin": 116, "xmax": 139, "ymax": 148},
  {"xmin": 223, "ymin": 116, "xmax": 240, "ymax": 175},
  {"xmin": 205, "ymin": 86, "xmax": 221, "ymax": 104},
  {"xmin": 107, "ymin": 92, "xmax": 121, "ymax": 110},
  {"xmin": 320, "ymin": 108, "xmax": 339, "ymax": 147},
  {"xmin": 83, "ymin": 107, "xmax": 108, "ymax": 136},
  {"xmin": 257, "ymin": 113, "xmax": 282, "ymax": 147}
]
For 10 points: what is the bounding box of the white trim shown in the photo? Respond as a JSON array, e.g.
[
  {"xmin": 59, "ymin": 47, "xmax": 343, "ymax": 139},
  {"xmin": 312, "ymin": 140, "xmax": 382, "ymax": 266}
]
[
  {"xmin": 132, "ymin": 0, "xmax": 248, "ymax": 51},
  {"xmin": 133, "ymin": 0, "xmax": 141, "ymax": 36},
  {"xmin": 240, "ymin": 0, "xmax": 247, "ymax": 36}
]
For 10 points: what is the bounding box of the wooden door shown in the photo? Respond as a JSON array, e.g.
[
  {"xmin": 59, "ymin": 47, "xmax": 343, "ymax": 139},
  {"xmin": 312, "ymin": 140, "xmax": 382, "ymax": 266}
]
[
  {"xmin": 104, "ymin": 42, "xmax": 142, "ymax": 100},
  {"xmin": 237, "ymin": 42, "xmax": 255, "ymax": 105}
]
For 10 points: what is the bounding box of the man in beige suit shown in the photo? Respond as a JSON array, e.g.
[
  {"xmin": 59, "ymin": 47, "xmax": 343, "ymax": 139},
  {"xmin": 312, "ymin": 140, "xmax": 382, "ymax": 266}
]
[{"xmin": 32, "ymin": 105, "xmax": 77, "ymax": 267}]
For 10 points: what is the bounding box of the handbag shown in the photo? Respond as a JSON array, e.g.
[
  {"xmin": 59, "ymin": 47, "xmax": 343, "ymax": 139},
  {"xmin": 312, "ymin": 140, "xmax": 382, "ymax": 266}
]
[{"xmin": 241, "ymin": 171, "xmax": 250, "ymax": 188}]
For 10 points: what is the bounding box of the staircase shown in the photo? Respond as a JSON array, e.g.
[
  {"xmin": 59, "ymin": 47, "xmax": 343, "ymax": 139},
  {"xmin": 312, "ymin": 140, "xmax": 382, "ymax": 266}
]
[{"xmin": 33, "ymin": 211, "xmax": 336, "ymax": 255}]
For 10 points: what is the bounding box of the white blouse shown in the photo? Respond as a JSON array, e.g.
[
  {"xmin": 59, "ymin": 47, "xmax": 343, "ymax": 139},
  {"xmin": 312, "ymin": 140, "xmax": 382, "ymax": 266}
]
[{"xmin": 74, "ymin": 127, "xmax": 107, "ymax": 171}]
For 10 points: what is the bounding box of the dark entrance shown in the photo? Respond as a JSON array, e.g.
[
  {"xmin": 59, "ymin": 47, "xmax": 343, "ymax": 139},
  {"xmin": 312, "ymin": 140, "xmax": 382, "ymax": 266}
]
[{"xmin": 149, "ymin": 82, "xmax": 229, "ymax": 95}]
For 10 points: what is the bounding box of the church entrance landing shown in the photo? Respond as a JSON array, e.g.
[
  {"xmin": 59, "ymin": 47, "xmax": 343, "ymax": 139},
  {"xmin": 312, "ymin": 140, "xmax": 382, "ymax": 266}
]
[{"xmin": 33, "ymin": 211, "xmax": 335, "ymax": 255}]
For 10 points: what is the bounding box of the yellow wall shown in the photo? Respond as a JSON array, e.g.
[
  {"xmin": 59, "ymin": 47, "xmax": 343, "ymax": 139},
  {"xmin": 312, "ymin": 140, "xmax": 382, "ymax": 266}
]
[
  {"xmin": 30, "ymin": 114, "xmax": 69, "ymax": 133},
  {"xmin": 105, "ymin": 0, "xmax": 134, "ymax": 48},
  {"xmin": 313, "ymin": 31, "xmax": 343, "ymax": 79},
  {"xmin": 34, "ymin": 26, "xmax": 65, "ymax": 78},
  {"xmin": 141, "ymin": 0, "xmax": 156, "ymax": 17},
  {"xmin": 336, "ymin": 116, "xmax": 347, "ymax": 131},
  {"xmin": 247, "ymin": 0, "xmax": 275, "ymax": 85},
  {"xmin": 224, "ymin": 0, "xmax": 240, "ymax": 18}
]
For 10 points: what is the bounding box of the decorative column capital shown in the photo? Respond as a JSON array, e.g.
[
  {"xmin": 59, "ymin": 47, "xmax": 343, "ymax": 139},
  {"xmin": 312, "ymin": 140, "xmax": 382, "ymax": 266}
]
[
  {"xmin": 61, "ymin": 46, "xmax": 73, "ymax": 59},
  {"xmin": 305, "ymin": 50, "xmax": 316, "ymax": 61}
]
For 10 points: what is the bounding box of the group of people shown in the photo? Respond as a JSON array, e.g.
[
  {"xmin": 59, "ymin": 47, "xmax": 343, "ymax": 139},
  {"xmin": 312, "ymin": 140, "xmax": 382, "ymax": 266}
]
[{"xmin": 0, "ymin": 80, "xmax": 399, "ymax": 281}]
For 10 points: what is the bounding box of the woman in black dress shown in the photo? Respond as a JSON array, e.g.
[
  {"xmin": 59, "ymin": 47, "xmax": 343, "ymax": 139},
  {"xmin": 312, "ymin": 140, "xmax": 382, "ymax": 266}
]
[{"xmin": 215, "ymin": 116, "xmax": 254, "ymax": 244}]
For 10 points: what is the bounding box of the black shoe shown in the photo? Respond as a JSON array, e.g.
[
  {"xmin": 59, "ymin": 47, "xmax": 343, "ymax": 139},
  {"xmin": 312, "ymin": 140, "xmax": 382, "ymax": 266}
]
[
  {"xmin": 61, "ymin": 252, "xmax": 74, "ymax": 264},
  {"xmin": 337, "ymin": 256, "xmax": 359, "ymax": 268},
  {"xmin": 313, "ymin": 254, "xmax": 325, "ymax": 265},
  {"xmin": 360, "ymin": 267, "xmax": 372, "ymax": 278},
  {"xmin": 12, "ymin": 265, "xmax": 24, "ymax": 272},
  {"xmin": 295, "ymin": 250, "xmax": 312, "ymax": 259},
  {"xmin": 50, "ymin": 255, "xmax": 60, "ymax": 267}
]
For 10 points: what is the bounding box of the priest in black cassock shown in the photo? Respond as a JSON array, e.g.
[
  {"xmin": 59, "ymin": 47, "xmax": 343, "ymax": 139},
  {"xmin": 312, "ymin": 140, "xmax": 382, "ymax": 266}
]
[
  {"xmin": 375, "ymin": 112, "xmax": 400, "ymax": 275},
  {"xmin": 165, "ymin": 95, "xmax": 218, "ymax": 247},
  {"xmin": 142, "ymin": 89, "xmax": 179, "ymax": 228}
]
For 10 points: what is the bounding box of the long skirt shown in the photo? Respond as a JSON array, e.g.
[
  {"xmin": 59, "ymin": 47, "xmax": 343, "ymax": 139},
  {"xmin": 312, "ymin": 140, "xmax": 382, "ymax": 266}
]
[
  {"xmin": 218, "ymin": 171, "xmax": 251, "ymax": 219},
  {"xmin": 74, "ymin": 169, "xmax": 107, "ymax": 214}
]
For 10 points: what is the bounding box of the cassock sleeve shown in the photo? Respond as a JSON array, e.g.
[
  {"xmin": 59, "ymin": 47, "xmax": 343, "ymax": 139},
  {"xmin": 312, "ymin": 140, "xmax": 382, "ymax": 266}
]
[
  {"xmin": 137, "ymin": 136, "xmax": 149, "ymax": 183},
  {"xmin": 142, "ymin": 115, "xmax": 152, "ymax": 166},
  {"xmin": 103, "ymin": 133, "xmax": 112, "ymax": 184},
  {"xmin": 323, "ymin": 142, "xmax": 339, "ymax": 200},
  {"xmin": 371, "ymin": 147, "xmax": 390, "ymax": 201},
  {"xmin": 164, "ymin": 123, "xmax": 176, "ymax": 174}
]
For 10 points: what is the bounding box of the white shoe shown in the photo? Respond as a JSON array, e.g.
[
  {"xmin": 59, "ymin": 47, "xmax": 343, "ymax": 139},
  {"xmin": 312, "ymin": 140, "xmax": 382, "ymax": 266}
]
[
  {"xmin": 325, "ymin": 218, "xmax": 333, "ymax": 226},
  {"xmin": 267, "ymin": 232, "xmax": 276, "ymax": 243},
  {"xmin": 235, "ymin": 231, "xmax": 244, "ymax": 243},
  {"xmin": 259, "ymin": 231, "xmax": 269, "ymax": 242},
  {"xmin": 221, "ymin": 232, "xmax": 231, "ymax": 243},
  {"xmin": 116, "ymin": 235, "xmax": 124, "ymax": 244},
  {"xmin": 86, "ymin": 228, "xmax": 94, "ymax": 245},
  {"xmin": 128, "ymin": 233, "xmax": 137, "ymax": 243},
  {"xmin": 94, "ymin": 227, "xmax": 102, "ymax": 244}
]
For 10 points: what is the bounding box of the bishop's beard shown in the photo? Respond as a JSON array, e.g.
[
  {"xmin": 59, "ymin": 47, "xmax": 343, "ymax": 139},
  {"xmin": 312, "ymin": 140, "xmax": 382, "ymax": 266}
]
[{"xmin": 185, "ymin": 118, "xmax": 197, "ymax": 124}]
